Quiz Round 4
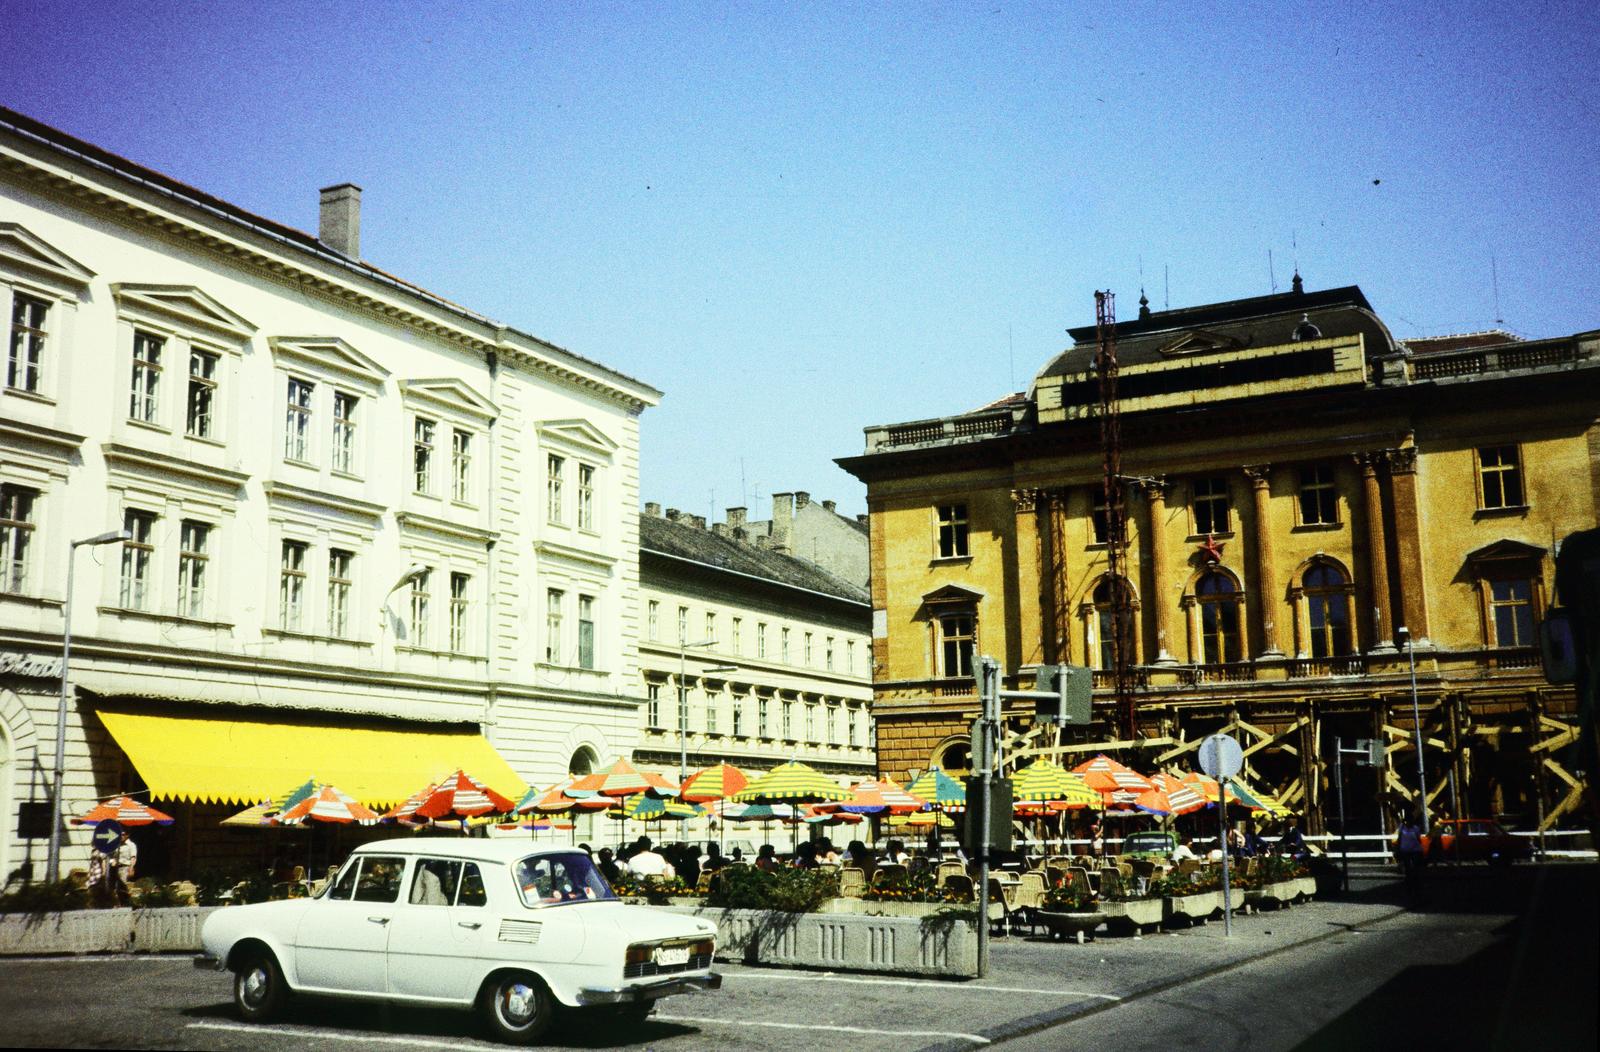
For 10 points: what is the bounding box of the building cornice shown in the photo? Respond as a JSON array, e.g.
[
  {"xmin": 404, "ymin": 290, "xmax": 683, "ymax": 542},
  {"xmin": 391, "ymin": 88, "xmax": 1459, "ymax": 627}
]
[
  {"xmin": 261, "ymin": 480, "xmax": 387, "ymax": 523},
  {"xmin": 101, "ymin": 442, "xmax": 249, "ymax": 493}
]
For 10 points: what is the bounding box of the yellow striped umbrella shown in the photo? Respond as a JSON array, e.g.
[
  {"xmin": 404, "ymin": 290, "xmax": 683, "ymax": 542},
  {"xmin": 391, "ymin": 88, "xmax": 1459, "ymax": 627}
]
[
  {"xmin": 1011, "ymin": 760, "xmax": 1100, "ymax": 809},
  {"xmin": 607, "ymin": 795, "xmax": 704, "ymax": 821},
  {"xmin": 734, "ymin": 760, "xmax": 850, "ymax": 803}
]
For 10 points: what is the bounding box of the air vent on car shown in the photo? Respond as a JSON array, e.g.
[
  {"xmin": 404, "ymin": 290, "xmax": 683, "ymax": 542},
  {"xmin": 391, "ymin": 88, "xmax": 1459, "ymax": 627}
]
[{"xmin": 498, "ymin": 919, "xmax": 543, "ymax": 944}]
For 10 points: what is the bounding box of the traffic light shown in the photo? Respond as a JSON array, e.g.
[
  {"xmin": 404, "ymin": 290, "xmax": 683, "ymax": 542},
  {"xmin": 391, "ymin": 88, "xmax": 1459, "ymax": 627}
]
[
  {"xmin": 961, "ymin": 776, "xmax": 1013, "ymax": 854},
  {"xmin": 1035, "ymin": 664, "xmax": 1092, "ymax": 726}
]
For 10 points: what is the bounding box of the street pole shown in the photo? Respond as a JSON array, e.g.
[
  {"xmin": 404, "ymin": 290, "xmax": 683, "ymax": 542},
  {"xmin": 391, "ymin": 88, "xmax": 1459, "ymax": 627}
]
[
  {"xmin": 677, "ymin": 639, "xmax": 717, "ymax": 785},
  {"xmin": 974, "ymin": 656, "xmax": 1000, "ymax": 979},
  {"xmin": 1400, "ymin": 627, "xmax": 1429, "ymax": 835},
  {"xmin": 1219, "ymin": 775, "xmax": 1233, "ymax": 937},
  {"xmin": 1335, "ymin": 736, "xmax": 1349, "ymax": 893},
  {"xmin": 47, "ymin": 529, "xmax": 128, "ymax": 884}
]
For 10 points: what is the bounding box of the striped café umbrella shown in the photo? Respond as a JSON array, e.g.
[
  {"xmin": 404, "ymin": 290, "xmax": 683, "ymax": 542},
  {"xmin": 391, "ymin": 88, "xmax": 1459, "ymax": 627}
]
[
  {"xmin": 516, "ymin": 777, "xmax": 614, "ymax": 815},
  {"xmin": 1133, "ymin": 772, "xmax": 1208, "ymax": 817},
  {"xmin": 679, "ymin": 762, "xmax": 751, "ymax": 804},
  {"xmin": 568, "ymin": 757, "xmax": 680, "ymax": 799},
  {"xmin": 817, "ymin": 778, "xmax": 926, "ymax": 815},
  {"xmin": 1073, "ymin": 754, "xmax": 1154, "ymax": 806},
  {"xmin": 1011, "ymin": 760, "xmax": 1101, "ymax": 810},
  {"xmin": 734, "ymin": 760, "xmax": 850, "ymax": 852},
  {"xmin": 386, "ymin": 768, "xmax": 516, "ymax": 822},
  {"xmin": 272, "ymin": 783, "xmax": 380, "ymax": 825},
  {"xmin": 607, "ymin": 794, "xmax": 703, "ymax": 822},
  {"xmin": 905, "ymin": 767, "xmax": 967, "ymax": 808},
  {"xmin": 76, "ymin": 795, "xmax": 175, "ymax": 826}
]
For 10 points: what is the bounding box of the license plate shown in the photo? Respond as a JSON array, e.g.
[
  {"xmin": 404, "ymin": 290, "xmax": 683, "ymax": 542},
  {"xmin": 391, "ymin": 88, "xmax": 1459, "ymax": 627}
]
[{"xmin": 653, "ymin": 945, "xmax": 691, "ymax": 966}]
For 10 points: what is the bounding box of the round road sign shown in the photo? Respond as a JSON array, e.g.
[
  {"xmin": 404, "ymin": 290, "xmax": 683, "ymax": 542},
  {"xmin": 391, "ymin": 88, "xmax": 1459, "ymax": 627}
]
[
  {"xmin": 91, "ymin": 818, "xmax": 124, "ymax": 855},
  {"xmin": 1198, "ymin": 733, "xmax": 1244, "ymax": 780}
]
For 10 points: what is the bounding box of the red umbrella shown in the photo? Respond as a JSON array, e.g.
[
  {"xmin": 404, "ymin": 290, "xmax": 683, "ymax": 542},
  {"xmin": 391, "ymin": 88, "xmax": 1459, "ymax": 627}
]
[
  {"xmin": 1073, "ymin": 754, "xmax": 1154, "ymax": 805},
  {"xmin": 76, "ymin": 795, "xmax": 175, "ymax": 826},
  {"xmin": 1133, "ymin": 772, "xmax": 1208, "ymax": 816},
  {"xmin": 567, "ymin": 757, "xmax": 679, "ymax": 799},
  {"xmin": 386, "ymin": 768, "xmax": 516, "ymax": 821},
  {"xmin": 517, "ymin": 777, "xmax": 614, "ymax": 815},
  {"xmin": 679, "ymin": 762, "xmax": 750, "ymax": 803}
]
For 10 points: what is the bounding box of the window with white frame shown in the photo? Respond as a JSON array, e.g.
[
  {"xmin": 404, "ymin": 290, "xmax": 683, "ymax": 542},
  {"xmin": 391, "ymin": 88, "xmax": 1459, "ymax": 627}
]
[
  {"xmin": 279, "ymin": 540, "xmax": 307, "ymax": 630},
  {"xmin": 450, "ymin": 571, "xmax": 470, "ymax": 652},
  {"xmin": 547, "ymin": 454, "xmax": 565, "ymax": 524},
  {"xmin": 732, "ymin": 695, "xmax": 745, "ymax": 737},
  {"xmin": 177, "ymin": 520, "xmax": 209, "ymax": 618},
  {"xmin": 578, "ymin": 594, "xmax": 596, "ymax": 669},
  {"xmin": 647, "ymin": 599, "xmax": 659, "ymax": 640},
  {"xmin": 705, "ymin": 611, "xmax": 716, "ymax": 644},
  {"xmin": 937, "ymin": 503, "xmax": 969, "ymax": 558},
  {"xmin": 1192, "ymin": 477, "xmax": 1231, "ymax": 535},
  {"xmin": 805, "ymin": 701, "xmax": 817, "ymax": 741},
  {"xmin": 757, "ymin": 622, "xmax": 767, "ymax": 659},
  {"xmin": 647, "ymin": 683, "xmax": 661, "ymax": 728},
  {"xmin": 1477, "ymin": 445, "xmax": 1525, "ymax": 510},
  {"xmin": 129, "ymin": 331, "xmax": 163, "ymax": 423},
  {"xmin": 782, "ymin": 698, "xmax": 794, "ymax": 739},
  {"xmin": 848, "ymin": 706, "xmax": 860, "ymax": 747},
  {"xmin": 408, "ymin": 568, "xmax": 431, "ymax": 645},
  {"xmin": 847, "ymin": 639, "xmax": 856, "ymax": 673},
  {"xmin": 757, "ymin": 697, "xmax": 770, "ymax": 738},
  {"xmin": 7, "ymin": 293, "xmax": 46, "ymax": 394},
  {"xmin": 938, "ymin": 612, "xmax": 975, "ymax": 678},
  {"xmin": 825, "ymin": 702, "xmax": 837, "ymax": 744},
  {"xmin": 804, "ymin": 632, "xmax": 813, "ymax": 666},
  {"xmin": 1298, "ymin": 464, "xmax": 1339, "ymax": 526},
  {"xmin": 706, "ymin": 690, "xmax": 719, "ymax": 735},
  {"xmin": 327, "ymin": 549, "xmax": 353, "ymax": 638},
  {"xmin": 825, "ymin": 636, "xmax": 834, "ymax": 670},
  {"xmin": 731, "ymin": 617, "xmax": 742, "ymax": 654},
  {"xmin": 332, "ymin": 392, "xmax": 358, "ymax": 474},
  {"xmin": 546, "ymin": 588, "xmax": 564, "ymax": 663},
  {"xmin": 577, "ymin": 464, "xmax": 594, "ymax": 531},
  {"xmin": 677, "ymin": 605, "xmax": 688, "ymax": 643},
  {"xmin": 781, "ymin": 627, "xmax": 791, "ymax": 663},
  {"xmin": 452, "ymin": 430, "xmax": 473, "ymax": 503},
  {"xmin": 185, "ymin": 349, "xmax": 218, "ymax": 439},
  {"xmin": 413, "ymin": 418, "xmax": 436, "ymax": 494},
  {"xmin": 0, "ymin": 484, "xmax": 36, "ymax": 593},
  {"xmin": 119, "ymin": 509, "xmax": 156, "ymax": 610},
  {"xmin": 284, "ymin": 377, "xmax": 314, "ymax": 461}
]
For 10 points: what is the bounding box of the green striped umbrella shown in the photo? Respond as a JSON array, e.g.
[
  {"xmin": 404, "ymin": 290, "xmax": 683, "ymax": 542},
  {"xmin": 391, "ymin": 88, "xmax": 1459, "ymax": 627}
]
[
  {"xmin": 733, "ymin": 761, "xmax": 850, "ymax": 803},
  {"xmin": 1011, "ymin": 760, "xmax": 1100, "ymax": 809},
  {"xmin": 905, "ymin": 767, "xmax": 967, "ymax": 808}
]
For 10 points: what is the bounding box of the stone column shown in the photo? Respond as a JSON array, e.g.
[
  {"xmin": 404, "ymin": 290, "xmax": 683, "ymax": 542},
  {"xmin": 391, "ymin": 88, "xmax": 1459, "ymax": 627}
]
[
  {"xmin": 1141, "ymin": 477, "xmax": 1177, "ymax": 664},
  {"xmin": 1243, "ymin": 464, "xmax": 1282, "ymax": 657},
  {"xmin": 1355, "ymin": 452, "xmax": 1395, "ymax": 651},
  {"xmin": 1385, "ymin": 446, "xmax": 1431, "ymax": 645}
]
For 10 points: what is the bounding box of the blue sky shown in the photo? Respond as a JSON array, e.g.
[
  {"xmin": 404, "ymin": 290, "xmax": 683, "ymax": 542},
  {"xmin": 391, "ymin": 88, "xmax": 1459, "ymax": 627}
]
[{"xmin": 4, "ymin": 2, "xmax": 1596, "ymax": 520}]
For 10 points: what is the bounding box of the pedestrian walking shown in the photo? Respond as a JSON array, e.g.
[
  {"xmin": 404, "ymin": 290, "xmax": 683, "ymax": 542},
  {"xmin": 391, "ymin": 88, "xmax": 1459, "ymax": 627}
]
[{"xmin": 1395, "ymin": 813, "xmax": 1426, "ymax": 908}]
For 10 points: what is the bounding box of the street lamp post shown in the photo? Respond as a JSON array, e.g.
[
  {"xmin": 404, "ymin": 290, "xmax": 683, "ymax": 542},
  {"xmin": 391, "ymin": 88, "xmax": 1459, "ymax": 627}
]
[
  {"xmin": 678, "ymin": 639, "xmax": 717, "ymax": 784},
  {"xmin": 1397, "ymin": 625, "xmax": 1429, "ymax": 835},
  {"xmin": 47, "ymin": 529, "xmax": 130, "ymax": 884}
]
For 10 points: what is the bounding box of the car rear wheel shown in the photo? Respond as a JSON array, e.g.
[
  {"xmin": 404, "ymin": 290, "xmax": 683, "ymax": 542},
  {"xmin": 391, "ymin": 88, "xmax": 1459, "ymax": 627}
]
[
  {"xmin": 233, "ymin": 949, "xmax": 288, "ymax": 1023},
  {"xmin": 483, "ymin": 971, "xmax": 554, "ymax": 1044}
]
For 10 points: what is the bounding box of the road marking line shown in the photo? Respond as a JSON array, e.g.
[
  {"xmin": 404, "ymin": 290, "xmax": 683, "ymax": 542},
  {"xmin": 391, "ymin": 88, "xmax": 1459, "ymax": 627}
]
[
  {"xmin": 718, "ymin": 971, "xmax": 1121, "ymax": 1001},
  {"xmin": 186, "ymin": 1021, "xmax": 492, "ymax": 1049},
  {"xmin": 655, "ymin": 1014, "xmax": 992, "ymax": 1044},
  {"xmin": 0, "ymin": 954, "xmax": 194, "ymax": 964}
]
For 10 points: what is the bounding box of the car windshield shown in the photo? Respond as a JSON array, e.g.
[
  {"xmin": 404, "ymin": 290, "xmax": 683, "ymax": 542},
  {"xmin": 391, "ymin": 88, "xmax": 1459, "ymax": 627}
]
[{"xmin": 514, "ymin": 851, "xmax": 617, "ymax": 908}]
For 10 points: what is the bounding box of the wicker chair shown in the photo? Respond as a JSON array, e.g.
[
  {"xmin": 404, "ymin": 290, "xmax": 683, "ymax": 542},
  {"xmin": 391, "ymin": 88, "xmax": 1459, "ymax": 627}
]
[
  {"xmin": 936, "ymin": 860, "xmax": 967, "ymax": 888},
  {"xmin": 943, "ymin": 873, "xmax": 975, "ymax": 903},
  {"xmin": 838, "ymin": 867, "xmax": 867, "ymax": 898}
]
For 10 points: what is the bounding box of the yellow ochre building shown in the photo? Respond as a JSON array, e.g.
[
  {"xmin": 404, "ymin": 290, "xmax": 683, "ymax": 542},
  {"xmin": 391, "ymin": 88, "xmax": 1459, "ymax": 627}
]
[{"xmin": 838, "ymin": 280, "xmax": 1597, "ymax": 836}]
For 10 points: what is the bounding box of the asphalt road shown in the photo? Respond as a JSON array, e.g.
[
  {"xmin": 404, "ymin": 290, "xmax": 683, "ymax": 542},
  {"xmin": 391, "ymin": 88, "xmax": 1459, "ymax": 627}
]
[{"xmin": 3, "ymin": 864, "xmax": 1592, "ymax": 1052}]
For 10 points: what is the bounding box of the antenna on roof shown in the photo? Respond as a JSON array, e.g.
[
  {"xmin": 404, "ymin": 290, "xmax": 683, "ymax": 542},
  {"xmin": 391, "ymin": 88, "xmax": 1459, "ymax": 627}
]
[
  {"xmin": 1491, "ymin": 253, "xmax": 1504, "ymax": 326},
  {"xmin": 1164, "ymin": 264, "xmax": 1169, "ymax": 310},
  {"xmin": 740, "ymin": 458, "xmax": 747, "ymax": 511},
  {"xmin": 1008, "ymin": 323, "xmax": 1015, "ymax": 392},
  {"xmin": 1268, "ymin": 249, "xmax": 1278, "ymax": 293}
]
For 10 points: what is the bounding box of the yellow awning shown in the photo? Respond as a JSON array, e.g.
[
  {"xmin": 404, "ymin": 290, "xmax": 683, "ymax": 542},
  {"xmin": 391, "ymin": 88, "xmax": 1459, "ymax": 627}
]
[{"xmin": 97, "ymin": 709, "xmax": 528, "ymax": 808}]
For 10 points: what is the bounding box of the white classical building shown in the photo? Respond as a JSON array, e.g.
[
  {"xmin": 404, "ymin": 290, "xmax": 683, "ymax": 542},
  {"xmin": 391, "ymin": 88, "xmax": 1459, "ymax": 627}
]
[{"xmin": 0, "ymin": 108, "xmax": 659, "ymax": 883}]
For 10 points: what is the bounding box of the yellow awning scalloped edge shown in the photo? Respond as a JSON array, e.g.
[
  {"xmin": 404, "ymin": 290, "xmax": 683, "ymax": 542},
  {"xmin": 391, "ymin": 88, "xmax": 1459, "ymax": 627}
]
[{"xmin": 97, "ymin": 709, "xmax": 529, "ymax": 809}]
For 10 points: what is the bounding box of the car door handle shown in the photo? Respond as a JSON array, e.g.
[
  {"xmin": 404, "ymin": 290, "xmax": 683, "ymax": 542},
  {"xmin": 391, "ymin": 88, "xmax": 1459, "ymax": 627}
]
[
  {"xmin": 458, "ymin": 921, "xmax": 482, "ymax": 930},
  {"xmin": 367, "ymin": 916, "xmax": 390, "ymax": 925}
]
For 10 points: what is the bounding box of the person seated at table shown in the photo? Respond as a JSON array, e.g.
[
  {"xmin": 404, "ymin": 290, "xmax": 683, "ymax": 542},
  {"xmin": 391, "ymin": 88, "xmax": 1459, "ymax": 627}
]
[
  {"xmin": 1171, "ymin": 835, "xmax": 1200, "ymax": 863},
  {"xmin": 815, "ymin": 838, "xmax": 841, "ymax": 865},
  {"xmin": 883, "ymin": 838, "xmax": 911, "ymax": 866},
  {"xmin": 843, "ymin": 839, "xmax": 871, "ymax": 867},
  {"xmin": 702, "ymin": 842, "xmax": 726, "ymax": 873},
  {"xmin": 596, "ymin": 847, "xmax": 622, "ymax": 884},
  {"xmin": 1276, "ymin": 818, "xmax": 1309, "ymax": 859},
  {"xmin": 754, "ymin": 844, "xmax": 780, "ymax": 872},
  {"xmin": 794, "ymin": 841, "xmax": 819, "ymax": 869},
  {"xmin": 624, "ymin": 836, "xmax": 676, "ymax": 879}
]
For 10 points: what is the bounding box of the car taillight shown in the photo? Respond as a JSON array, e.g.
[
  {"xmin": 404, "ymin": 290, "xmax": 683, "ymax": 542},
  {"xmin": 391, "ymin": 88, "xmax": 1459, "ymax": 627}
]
[
  {"xmin": 689, "ymin": 938, "xmax": 714, "ymax": 958},
  {"xmin": 624, "ymin": 943, "xmax": 652, "ymax": 967}
]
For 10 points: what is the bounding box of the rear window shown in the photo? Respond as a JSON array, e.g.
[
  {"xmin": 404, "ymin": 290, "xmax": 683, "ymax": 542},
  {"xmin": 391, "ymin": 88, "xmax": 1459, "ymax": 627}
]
[{"xmin": 514, "ymin": 851, "xmax": 616, "ymax": 908}]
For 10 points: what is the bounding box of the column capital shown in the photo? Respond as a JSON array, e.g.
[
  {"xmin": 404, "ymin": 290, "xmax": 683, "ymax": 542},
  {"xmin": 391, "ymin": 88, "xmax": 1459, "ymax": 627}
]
[
  {"xmin": 1353, "ymin": 451, "xmax": 1385, "ymax": 475},
  {"xmin": 1242, "ymin": 464, "xmax": 1273, "ymax": 488},
  {"xmin": 1012, "ymin": 488, "xmax": 1040, "ymax": 512},
  {"xmin": 1384, "ymin": 446, "xmax": 1418, "ymax": 475},
  {"xmin": 1137, "ymin": 475, "xmax": 1170, "ymax": 501}
]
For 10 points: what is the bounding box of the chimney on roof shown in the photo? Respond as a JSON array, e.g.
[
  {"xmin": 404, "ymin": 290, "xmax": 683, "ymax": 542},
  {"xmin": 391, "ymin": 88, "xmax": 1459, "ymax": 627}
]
[
  {"xmin": 726, "ymin": 507, "xmax": 746, "ymax": 527},
  {"xmin": 795, "ymin": 491, "xmax": 810, "ymax": 509},
  {"xmin": 644, "ymin": 502, "xmax": 661, "ymax": 517},
  {"xmin": 770, "ymin": 493, "xmax": 794, "ymax": 554},
  {"xmin": 712, "ymin": 522, "xmax": 730, "ymax": 538},
  {"xmin": 857, "ymin": 514, "xmax": 868, "ymax": 524},
  {"xmin": 319, "ymin": 183, "xmax": 362, "ymax": 259},
  {"xmin": 665, "ymin": 508, "xmax": 682, "ymax": 522},
  {"xmin": 690, "ymin": 514, "xmax": 707, "ymax": 530},
  {"xmin": 822, "ymin": 500, "xmax": 836, "ymax": 513}
]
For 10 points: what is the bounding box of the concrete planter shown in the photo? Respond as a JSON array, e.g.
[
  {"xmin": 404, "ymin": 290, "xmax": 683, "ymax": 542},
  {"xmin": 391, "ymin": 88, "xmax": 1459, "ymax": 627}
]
[
  {"xmin": 1100, "ymin": 897, "xmax": 1164, "ymax": 934},
  {"xmin": 1035, "ymin": 910, "xmax": 1105, "ymax": 943},
  {"xmin": 1294, "ymin": 876, "xmax": 1318, "ymax": 901},
  {"xmin": 661, "ymin": 904, "xmax": 977, "ymax": 977},
  {"xmin": 0, "ymin": 906, "xmax": 217, "ymax": 955},
  {"xmin": 1255, "ymin": 879, "xmax": 1304, "ymax": 909},
  {"xmin": 1163, "ymin": 890, "xmax": 1222, "ymax": 927}
]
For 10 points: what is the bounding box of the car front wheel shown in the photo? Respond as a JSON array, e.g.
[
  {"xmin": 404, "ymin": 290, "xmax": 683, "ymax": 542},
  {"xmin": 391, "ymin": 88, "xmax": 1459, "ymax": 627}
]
[
  {"xmin": 233, "ymin": 949, "xmax": 288, "ymax": 1023},
  {"xmin": 483, "ymin": 971, "xmax": 554, "ymax": 1044}
]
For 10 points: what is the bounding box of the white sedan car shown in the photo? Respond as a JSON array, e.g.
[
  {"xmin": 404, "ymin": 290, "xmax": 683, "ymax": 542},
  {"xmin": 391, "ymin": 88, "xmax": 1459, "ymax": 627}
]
[{"xmin": 197, "ymin": 839, "xmax": 719, "ymax": 1043}]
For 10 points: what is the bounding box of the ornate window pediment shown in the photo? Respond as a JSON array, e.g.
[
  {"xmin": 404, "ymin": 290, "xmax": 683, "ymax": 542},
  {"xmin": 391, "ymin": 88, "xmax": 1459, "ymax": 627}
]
[
  {"xmin": 1464, "ymin": 539, "xmax": 1545, "ymax": 566},
  {"xmin": 537, "ymin": 418, "xmax": 618, "ymax": 460},
  {"xmin": 922, "ymin": 583, "xmax": 984, "ymax": 606},
  {"xmin": 399, "ymin": 377, "xmax": 497, "ymax": 423},
  {"xmin": 1159, "ymin": 328, "xmax": 1244, "ymax": 357},
  {"xmin": 111, "ymin": 283, "xmax": 256, "ymax": 342},
  {"xmin": 269, "ymin": 336, "xmax": 389, "ymax": 391},
  {"xmin": 0, "ymin": 222, "xmax": 95, "ymax": 291}
]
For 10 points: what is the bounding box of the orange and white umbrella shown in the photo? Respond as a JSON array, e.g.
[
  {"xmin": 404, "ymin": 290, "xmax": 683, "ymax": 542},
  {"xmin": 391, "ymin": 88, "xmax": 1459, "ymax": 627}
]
[
  {"xmin": 1133, "ymin": 772, "xmax": 1207, "ymax": 816},
  {"xmin": 815, "ymin": 778, "xmax": 925, "ymax": 815},
  {"xmin": 75, "ymin": 795, "xmax": 174, "ymax": 826},
  {"xmin": 568, "ymin": 757, "xmax": 680, "ymax": 798},
  {"xmin": 385, "ymin": 768, "xmax": 515, "ymax": 821},
  {"xmin": 1072, "ymin": 754, "xmax": 1154, "ymax": 805},
  {"xmin": 517, "ymin": 777, "xmax": 614, "ymax": 815},
  {"xmin": 272, "ymin": 783, "xmax": 379, "ymax": 825},
  {"xmin": 679, "ymin": 762, "xmax": 751, "ymax": 803}
]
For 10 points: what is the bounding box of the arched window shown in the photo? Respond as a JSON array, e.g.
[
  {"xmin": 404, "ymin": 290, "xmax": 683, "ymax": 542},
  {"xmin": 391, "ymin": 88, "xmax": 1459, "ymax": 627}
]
[
  {"xmin": 1196, "ymin": 571, "xmax": 1242, "ymax": 664},
  {"xmin": 1302, "ymin": 563, "xmax": 1353, "ymax": 658},
  {"xmin": 930, "ymin": 739, "xmax": 971, "ymax": 779},
  {"xmin": 568, "ymin": 745, "xmax": 598, "ymax": 778}
]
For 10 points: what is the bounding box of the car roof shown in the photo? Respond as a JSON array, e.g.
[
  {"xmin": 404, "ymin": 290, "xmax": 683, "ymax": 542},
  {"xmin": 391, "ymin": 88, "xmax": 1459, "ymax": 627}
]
[{"xmin": 350, "ymin": 838, "xmax": 587, "ymax": 864}]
